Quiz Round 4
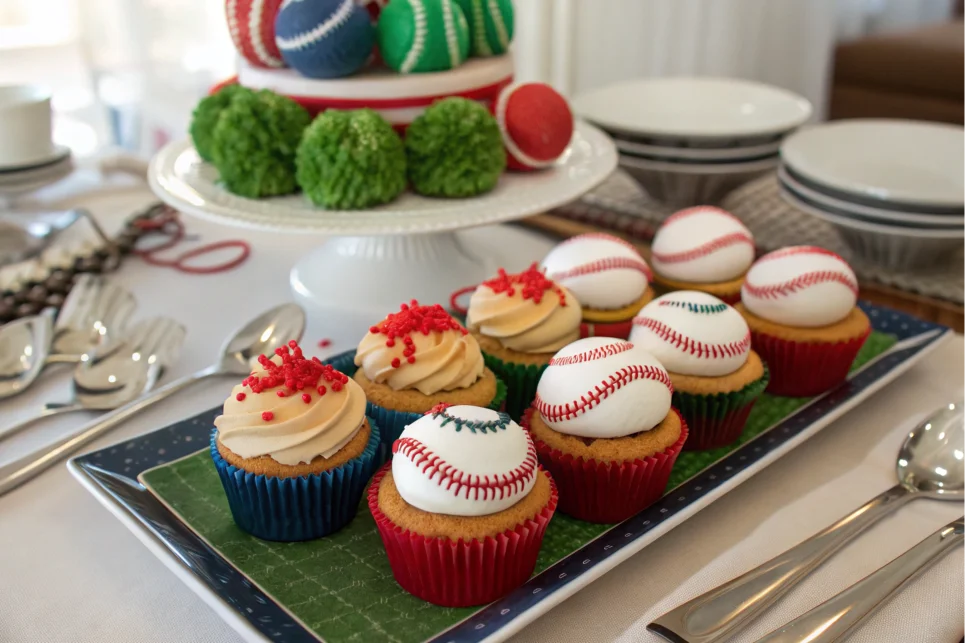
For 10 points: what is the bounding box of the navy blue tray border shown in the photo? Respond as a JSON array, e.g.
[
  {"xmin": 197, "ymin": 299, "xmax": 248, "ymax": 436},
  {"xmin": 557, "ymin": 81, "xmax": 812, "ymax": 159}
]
[{"xmin": 69, "ymin": 302, "xmax": 948, "ymax": 643}]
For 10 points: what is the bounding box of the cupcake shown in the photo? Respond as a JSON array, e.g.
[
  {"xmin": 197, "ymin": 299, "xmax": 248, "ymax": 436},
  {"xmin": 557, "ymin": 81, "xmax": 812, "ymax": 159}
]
[
  {"xmin": 465, "ymin": 263, "xmax": 582, "ymax": 419},
  {"xmin": 369, "ymin": 404, "xmax": 557, "ymax": 607},
  {"xmin": 650, "ymin": 206, "xmax": 755, "ymax": 304},
  {"xmin": 353, "ymin": 300, "xmax": 505, "ymax": 449},
  {"xmin": 736, "ymin": 246, "xmax": 870, "ymax": 397},
  {"xmin": 629, "ymin": 291, "xmax": 768, "ymax": 450},
  {"xmin": 524, "ymin": 337, "xmax": 687, "ymax": 523},
  {"xmin": 212, "ymin": 341, "xmax": 380, "ymax": 542},
  {"xmin": 541, "ymin": 232, "xmax": 655, "ymax": 339}
]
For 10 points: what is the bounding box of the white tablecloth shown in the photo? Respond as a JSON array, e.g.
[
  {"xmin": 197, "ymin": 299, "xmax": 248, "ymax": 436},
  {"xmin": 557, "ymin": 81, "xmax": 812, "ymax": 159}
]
[{"xmin": 0, "ymin": 172, "xmax": 962, "ymax": 643}]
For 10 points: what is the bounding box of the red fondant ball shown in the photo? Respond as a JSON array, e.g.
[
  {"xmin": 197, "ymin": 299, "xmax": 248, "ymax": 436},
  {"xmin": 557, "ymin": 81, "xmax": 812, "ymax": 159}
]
[
  {"xmin": 494, "ymin": 82, "xmax": 574, "ymax": 171},
  {"xmin": 225, "ymin": 0, "xmax": 285, "ymax": 68}
]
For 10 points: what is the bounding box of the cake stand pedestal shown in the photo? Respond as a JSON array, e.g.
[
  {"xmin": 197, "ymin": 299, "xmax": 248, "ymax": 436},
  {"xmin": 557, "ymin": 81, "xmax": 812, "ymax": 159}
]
[{"xmin": 147, "ymin": 122, "xmax": 616, "ymax": 327}]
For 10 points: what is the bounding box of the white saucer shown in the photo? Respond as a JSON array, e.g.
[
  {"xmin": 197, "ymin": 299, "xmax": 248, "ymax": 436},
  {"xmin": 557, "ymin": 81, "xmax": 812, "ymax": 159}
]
[{"xmin": 0, "ymin": 145, "xmax": 71, "ymax": 174}]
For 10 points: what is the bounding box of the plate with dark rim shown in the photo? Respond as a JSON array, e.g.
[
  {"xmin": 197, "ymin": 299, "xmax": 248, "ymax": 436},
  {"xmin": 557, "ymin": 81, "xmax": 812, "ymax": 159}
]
[{"xmin": 68, "ymin": 302, "xmax": 948, "ymax": 643}]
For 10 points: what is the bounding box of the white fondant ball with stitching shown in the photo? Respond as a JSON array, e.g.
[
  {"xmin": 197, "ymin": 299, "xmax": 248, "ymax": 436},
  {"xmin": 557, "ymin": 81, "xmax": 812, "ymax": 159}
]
[
  {"xmin": 392, "ymin": 405, "xmax": 537, "ymax": 517},
  {"xmin": 541, "ymin": 234, "xmax": 651, "ymax": 310},
  {"xmin": 741, "ymin": 246, "xmax": 858, "ymax": 327},
  {"xmin": 629, "ymin": 291, "xmax": 751, "ymax": 377},
  {"xmin": 651, "ymin": 207, "xmax": 755, "ymax": 283},
  {"xmin": 534, "ymin": 337, "xmax": 672, "ymax": 438}
]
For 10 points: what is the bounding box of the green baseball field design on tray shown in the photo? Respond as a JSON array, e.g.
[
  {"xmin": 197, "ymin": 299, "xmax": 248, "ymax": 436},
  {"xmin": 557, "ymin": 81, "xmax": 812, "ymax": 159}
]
[{"xmin": 140, "ymin": 332, "xmax": 895, "ymax": 643}]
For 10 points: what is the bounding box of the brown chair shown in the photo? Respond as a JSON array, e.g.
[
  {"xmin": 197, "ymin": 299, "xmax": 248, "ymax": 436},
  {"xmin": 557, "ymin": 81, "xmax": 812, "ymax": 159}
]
[{"xmin": 829, "ymin": 19, "xmax": 964, "ymax": 124}]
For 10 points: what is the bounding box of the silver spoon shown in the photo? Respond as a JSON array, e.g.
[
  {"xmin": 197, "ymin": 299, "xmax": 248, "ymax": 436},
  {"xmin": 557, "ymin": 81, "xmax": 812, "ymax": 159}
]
[
  {"xmin": 649, "ymin": 400, "xmax": 965, "ymax": 643},
  {"xmin": 48, "ymin": 274, "xmax": 137, "ymax": 363},
  {"xmin": 0, "ymin": 309, "xmax": 55, "ymax": 400},
  {"xmin": 0, "ymin": 302, "xmax": 306, "ymax": 496},
  {"xmin": 0, "ymin": 209, "xmax": 80, "ymax": 267},
  {"xmin": 755, "ymin": 516, "xmax": 963, "ymax": 643},
  {"xmin": 0, "ymin": 317, "xmax": 185, "ymax": 442}
]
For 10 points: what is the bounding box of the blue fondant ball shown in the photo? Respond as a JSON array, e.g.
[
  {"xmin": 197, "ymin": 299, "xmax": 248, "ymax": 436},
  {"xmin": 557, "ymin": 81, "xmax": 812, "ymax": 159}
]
[{"xmin": 275, "ymin": 0, "xmax": 375, "ymax": 79}]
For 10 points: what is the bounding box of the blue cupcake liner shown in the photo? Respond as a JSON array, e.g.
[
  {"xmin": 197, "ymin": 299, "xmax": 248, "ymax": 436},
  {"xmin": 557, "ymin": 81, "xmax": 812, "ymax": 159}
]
[
  {"xmin": 324, "ymin": 349, "xmax": 507, "ymax": 461},
  {"xmin": 210, "ymin": 417, "xmax": 380, "ymax": 542}
]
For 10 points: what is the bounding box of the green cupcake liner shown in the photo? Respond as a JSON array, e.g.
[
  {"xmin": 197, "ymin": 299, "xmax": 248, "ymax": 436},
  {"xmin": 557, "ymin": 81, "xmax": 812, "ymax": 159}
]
[
  {"xmin": 673, "ymin": 365, "xmax": 770, "ymax": 451},
  {"xmin": 482, "ymin": 352, "xmax": 548, "ymax": 421}
]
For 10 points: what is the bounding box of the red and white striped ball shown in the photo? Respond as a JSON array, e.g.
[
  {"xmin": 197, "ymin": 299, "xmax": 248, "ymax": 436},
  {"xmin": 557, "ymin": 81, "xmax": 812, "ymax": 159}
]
[
  {"xmin": 534, "ymin": 337, "xmax": 672, "ymax": 438},
  {"xmin": 741, "ymin": 246, "xmax": 858, "ymax": 328},
  {"xmin": 494, "ymin": 82, "xmax": 574, "ymax": 171},
  {"xmin": 541, "ymin": 233, "xmax": 652, "ymax": 311},
  {"xmin": 225, "ymin": 0, "xmax": 285, "ymax": 68}
]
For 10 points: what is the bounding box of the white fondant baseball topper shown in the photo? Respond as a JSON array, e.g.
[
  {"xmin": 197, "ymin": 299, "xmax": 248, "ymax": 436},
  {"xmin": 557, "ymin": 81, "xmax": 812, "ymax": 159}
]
[
  {"xmin": 541, "ymin": 233, "xmax": 652, "ymax": 310},
  {"xmin": 741, "ymin": 246, "xmax": 858, "ymax": 327},
  {"xmin": 534, "ymin": 337, "xmax": 672, "ymax": 438},
  {"xmin": 392, "ymin": 405, "xmax": 537, "ymax": 517},
  {"xmin": 630, "ymin": 291, "xmax": 751, "ymax": 377},
  {"xmin": 651, "ymin": 206, "xmax": 755, "ymax": 283}
]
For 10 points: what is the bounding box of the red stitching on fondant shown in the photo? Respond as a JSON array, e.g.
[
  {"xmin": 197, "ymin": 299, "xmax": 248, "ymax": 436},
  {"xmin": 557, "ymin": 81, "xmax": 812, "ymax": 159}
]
[
  {"xmin": 754, "ymin": 246, "xmax": 843, "ymax": 263},
  {"xmin": 547, "ymin": 256, "xmax": 654, "ymax": 283},
  {"xmin": 392, "ymin": 437, "xmax": 538, "ymax": 501},
  {"xmin": 663, "ymin": 206, "xmax": 743, "ymax": 227},
  {"xmin": 632, "ymin": 317, "xmax": 751, "ymax": 359},
  {"xmin": 743, "ymin": 270, "xmax": 858, "ymax": 299},
  {"xmin": 548, "ymin": 341, "xmax": 634, "ymax": 366},
  {"xmin": 651, "ymin": 231, "xmax": 753, "ymax": 264},
  {"xmin": 533, "ymin": 365, "xmax": 673, "ymax": 422}
]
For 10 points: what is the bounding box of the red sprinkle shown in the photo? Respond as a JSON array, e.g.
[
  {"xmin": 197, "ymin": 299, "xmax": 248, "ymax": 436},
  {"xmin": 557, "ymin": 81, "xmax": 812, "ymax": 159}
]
[
  {"xmin": 261, "ymin": 411, "xmax": 274, "ymax": 422},
  {"xmin": 317, "ymin": 338, "xmax": 332, "ymax": 348},
  {"xmin": 371, "ymin": 300, "xmax": 467, "ymax": 370},
  {"xmin": 235, "ymin": 392, "xmax": 246, "ymax": 401},
  {"xmin": 425, "ymin": 402, "xmax": 453, "ymax": 416},
  {"xmin": 240, "ymin": 341, "xmax": 350, "ymax": 396},
  {"xmin": 301, "ymin": 393, "xmax": 311, "ymax": 403},
  {"xmin": 482, "ymin": 263, "xmax": 567, "ymax": 306},
  {"xmin": 317, "ymin": 385, "xmax": 327, "ymax": 396}
]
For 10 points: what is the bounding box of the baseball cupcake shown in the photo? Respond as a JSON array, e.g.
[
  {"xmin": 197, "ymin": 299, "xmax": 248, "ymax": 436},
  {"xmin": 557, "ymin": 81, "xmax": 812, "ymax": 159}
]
[
  {"xmin": 541, "ymin": 233, "xmax": 654, "ymax": 339},
  {"xmin": 465, "ymin": 264, "xmax": 582, "ymax": 419},
  {"xmin": 737, "ymin": 246, "xmax": 870, "ymax": 397},
  {"xmin": 650, "ymin": 206, "xmax": 755, "ymax": 304},
  {"xmin": 212, "ymin": 341, "xmax": 380, "ymax": 541},
  {"xmin": 630, "ymin": 291, "xmax": 768, "ymax": 450},
  {"xmin": 524, "ymin": 337, "xmax": 687, "ymax": 523},
  {"xmin": 369, "ymin": 404, "xmax": 557, "ymax": 606},
  {"xmin": 350, "ymin": 300, "xmax": 505, "ymax": 449}
]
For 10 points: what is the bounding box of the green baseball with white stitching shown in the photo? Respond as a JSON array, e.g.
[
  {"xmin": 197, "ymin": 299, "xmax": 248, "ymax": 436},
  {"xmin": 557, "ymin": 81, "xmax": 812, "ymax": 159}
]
[
  {"xmin": 455, "ymin": 0, "xmax": 513, "ymax": 57},
  {"xmin": 377, "ymin": 0, "xmax": 470, "ymax": 74}
]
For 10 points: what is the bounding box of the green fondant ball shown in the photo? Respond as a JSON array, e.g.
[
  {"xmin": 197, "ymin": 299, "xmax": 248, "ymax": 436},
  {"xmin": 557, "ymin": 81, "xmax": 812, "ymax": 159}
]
[
  {"xmin": 210, "ymin": 89, "xmax": 311, "ymax": 199},
  {"xmin": 377, "ymin": 0, "xmax": 470, "ymax": 73},
  {"xmin": 189, "ymin": 84, "xmax": 253, "ymax": 163},
  {"xmin": 296, "ymin": 109, "xmax": 407, "ymax": 209},
  {"xmin": 455, "ymin": 0, "xmax": 514, "ymax": 56},
  {"xmin": 405, "ymin": 97, "xmax": 506, "ymax": 198}
]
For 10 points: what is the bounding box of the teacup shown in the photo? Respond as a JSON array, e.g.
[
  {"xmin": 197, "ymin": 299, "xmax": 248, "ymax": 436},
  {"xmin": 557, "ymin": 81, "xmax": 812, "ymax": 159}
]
[{"xmin": 0, "ymin": 85, "xmax": 55, "ymax": 169}]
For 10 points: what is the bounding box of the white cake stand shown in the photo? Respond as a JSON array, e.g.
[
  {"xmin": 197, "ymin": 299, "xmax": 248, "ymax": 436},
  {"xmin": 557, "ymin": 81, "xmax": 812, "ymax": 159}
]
[{"xmin": 147, "ymin": 121, "xmax": 616, "ymax": 326}]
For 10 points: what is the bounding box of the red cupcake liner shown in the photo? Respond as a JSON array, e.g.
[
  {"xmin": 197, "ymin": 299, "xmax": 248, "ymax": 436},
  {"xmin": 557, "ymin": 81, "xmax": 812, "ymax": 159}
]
[
  {"xmin": 682, "ymin": 399, "xmax": 757, "ymax": 450},
  {"xmin": 579, "ymin": 319, "xmax": 633, "ymax": 339},
  {"xmin": 367, "ymin": 464, "xmax": 558, "ymax": 607},
  {"xmin": 521, "ymin": 407, "xmax": 688, "ymax": 524},
  {"xmin": 751, "ymin": 327, "xmax": 871, "ymax": 397}
]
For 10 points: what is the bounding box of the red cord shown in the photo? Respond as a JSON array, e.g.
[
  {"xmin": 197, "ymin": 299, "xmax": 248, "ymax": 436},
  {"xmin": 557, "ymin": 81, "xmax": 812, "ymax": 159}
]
[
  {"xmin": 448, "ymin": 286, "xmax": 477, "ymax": 316},
  {"xmin": 133, "ymin": 207, "xmax": 251, "ymax": 274}
]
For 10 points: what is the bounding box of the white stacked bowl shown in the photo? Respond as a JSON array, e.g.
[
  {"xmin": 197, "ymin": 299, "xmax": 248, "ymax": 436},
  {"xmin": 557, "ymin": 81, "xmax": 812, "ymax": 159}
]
[
  {"xmin": 572, "ymin": 77, "xmax": 812, "ymax": 208},
  {"xmin": 778, "ymin": 119, "xmax": 964, "ymax": 271}
]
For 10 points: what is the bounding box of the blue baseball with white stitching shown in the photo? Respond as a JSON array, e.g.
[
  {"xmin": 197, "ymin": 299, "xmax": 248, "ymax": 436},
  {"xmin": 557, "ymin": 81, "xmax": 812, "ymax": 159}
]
[{"xmin": 274, "ymin": 0, "xmax": 374, "ymax": 79}]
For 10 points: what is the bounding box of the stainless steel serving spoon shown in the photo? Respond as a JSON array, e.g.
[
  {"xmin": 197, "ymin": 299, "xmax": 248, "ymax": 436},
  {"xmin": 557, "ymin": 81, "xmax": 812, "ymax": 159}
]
[
  {"xmin": 649, "ymin": 401, "xmax": 965, "ymax": 643},
  {"xmin": 0, "ymin": 317, "xmax": 186, "ymax": 442},
  {"xmin": 0, "ymin": 302, "xmax": 306, "ymax": 496},
  {"xmin": 0, "ymin": 309, "xmax": 55, "ymax": 399}
]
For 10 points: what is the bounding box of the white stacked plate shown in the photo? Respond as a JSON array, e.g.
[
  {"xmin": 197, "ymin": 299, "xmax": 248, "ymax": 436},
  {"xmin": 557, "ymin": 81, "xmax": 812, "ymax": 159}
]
[
  {"xmin": 778, "ymin": 119, "xmax": 964, "ymax": 271},
  {"xmin": 572, "ymin": 77, "xmax": 812, "ymax": 208}
]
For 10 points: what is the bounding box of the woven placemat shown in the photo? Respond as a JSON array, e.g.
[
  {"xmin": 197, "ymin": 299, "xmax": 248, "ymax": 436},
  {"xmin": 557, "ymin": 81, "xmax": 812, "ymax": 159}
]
[
  {"xmin": 141, "ymin": 334, "xmax": 894, "ymax": 643},
  {"xmin": 555, "ymin": 171, "xmax": 964, "ymax": 306}
]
